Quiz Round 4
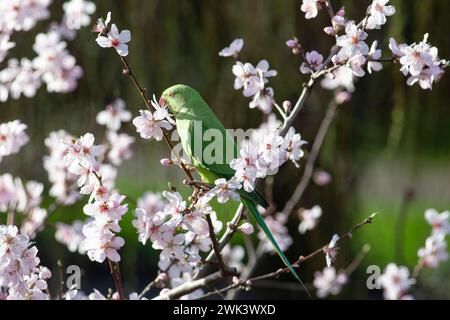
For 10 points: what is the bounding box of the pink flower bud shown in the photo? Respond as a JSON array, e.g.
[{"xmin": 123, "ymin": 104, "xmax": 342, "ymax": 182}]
[
  {"xmin": 238, "ymin": 222, "xmax": 254, "ymax": 235},
  {"xmin": 160, "ymin": 158, "xmax": 173, "ymax": 167},
  {"xmin": 286, "ymin": 37, "xmax": 301, "ymax": 55},
  {"xmin": 313, "ymin": 170, "xmax": 332, "ymax": 186},
  {"xmin": 337, "ymin": 7, "xmax": 345, "ymax": 17},
  {"xmin": 324, "ymin": 26, "xmax": 336, "ymax": 36},
  {"xmin": 283, "ymin": 100, "xmax": 292, "ymax": 113},
  {"xmin": 156, "ymin": 273, "xmax": 169, "ymax": 282}
]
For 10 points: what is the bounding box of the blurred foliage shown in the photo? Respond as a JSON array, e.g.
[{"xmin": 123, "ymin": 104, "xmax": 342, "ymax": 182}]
[{"xmin": 1, "ymin": 0, "xmax": 449, "ymax": 299}]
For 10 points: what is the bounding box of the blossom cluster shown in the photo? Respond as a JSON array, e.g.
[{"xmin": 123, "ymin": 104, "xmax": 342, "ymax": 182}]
[
  {"xmin": 44, "ymin": 130, "xmax": 81, "ymax": 205},
  {"xmin": 0, "ymin": 225, "xmax": 51, "ymax": 300},
  {"xmin": 219, "ymin": 39, "xmax": 278, "ymax": 114},
  {"xmin": 389, "ymin": 34, "xmax": 447, "ymax": 90},
  {"xmin": 0, "ymin": 0, "xmax": 96, "ymax": 102},
  {"xmin": 54, "ymin": 220, "xmax": 86, "ymax": 254},
  {"xmin": 295, "ymin": 0, "xmax": 446, "ymax": 96},
  {"xmin": 379, "ymin": 208, "xmax": 449, "ymax": 300},
  {"xmin": 0, "ymin": 174, "xmax": 47, "ymax": 238},
  {"xmin": 61, "ymin": 132, "xmax": 127, "ymax": 263},
  {"xmin": 418, "ymin": 209, "xmax": 449, "ymax": 269},
  {"xmin": 0, "ymin": 120, "xmax": 29, "ymax": 163},
  {"xmin": 132, "ymin": 190, "xmax": 227, "ymax": 298},
  {"xmin": 230, "ymin": 121, "xmax": 307, "ymax": 193}
]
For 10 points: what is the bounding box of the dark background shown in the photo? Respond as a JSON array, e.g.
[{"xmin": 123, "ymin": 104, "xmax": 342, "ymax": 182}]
[{"xmin": 1, "ymin": 0, "xmax": 449, "ymax": 299}]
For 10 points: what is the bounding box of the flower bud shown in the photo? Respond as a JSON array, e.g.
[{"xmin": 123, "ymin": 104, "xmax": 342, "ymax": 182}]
[
  {"xmin": 324, "ymin": 26, "xmax": 336, "ymax": 36},
  {"xmin": 282, "ymin": 100, "xmax": 292, "ymax": 114},
  {"xmin": 313, "ymin": 169, "xmax": 332, "ymax": 186},
  {"xmin": 160, "ymin": 158, "xmax": 173, "ymax": 167},
  {"xmin": 286, "ymin": 37, "xmax": 301, "ymax": 55},
  {"xmin": 238, "ymin": 222, "xmax": 254, "ymax": 235}
]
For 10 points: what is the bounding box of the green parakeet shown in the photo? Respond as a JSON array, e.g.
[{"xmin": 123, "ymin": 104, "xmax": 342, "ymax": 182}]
[{"xmin": 161, "ymin": 84, "xmax": 304, "ymax": 287}]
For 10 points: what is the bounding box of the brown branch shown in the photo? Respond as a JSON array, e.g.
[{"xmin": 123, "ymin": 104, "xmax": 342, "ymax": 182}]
[
  {"xmin": 108, "ymin": 259, "xmax": 125, "ymax": 300},
  {"xmin": 198, "ymin": 217, "xmax": 375, "ymax": 300},
  {"xmin": 165, "ymin": 212, "xmax": 377, "ymax": 300},
  {"xmin": 344, "ymin": 244, "xmax": 371, "ymax": 276},
  {"xmin": 193, "ymin": 203, "xmax": 244, "ymax": 280},
  {"xmin": 205, "ymin": 214, "xmax": 228, "ymax": 275},
  {"xmin": 152, "ymin": 271, "xmax": 225, "ymax": 300}
]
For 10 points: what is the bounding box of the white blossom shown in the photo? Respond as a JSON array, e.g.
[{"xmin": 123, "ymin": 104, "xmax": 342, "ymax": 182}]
[
  {"xmin": 313, "ymin": 267, "xmax": 348, "ymax": 298},
  {"xmin": 96, "ymin": 24, "xmax": 131, "ymax": 56},
  {"xmin": 96, "ymin": 98, "xmax": 132, "ymax": 131},
  {"xmin": 298, "ymin": 205, "xmax": 322, "ymax": 234},
  {"xmin": 379, "ymin": 263, "xmax": 415, "ymax": 300},
  {"xmin": 219, "ymin": 38, "xmax": 244, "ymax": 57}
]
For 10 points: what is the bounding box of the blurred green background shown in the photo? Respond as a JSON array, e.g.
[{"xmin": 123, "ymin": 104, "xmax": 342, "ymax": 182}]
[{"xmin": 1, "ymin": 0, "xmax": 449, "ymax": 299}]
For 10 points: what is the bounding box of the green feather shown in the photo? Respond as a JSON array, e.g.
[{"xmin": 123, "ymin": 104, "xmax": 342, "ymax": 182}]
[
  {"xmin": 241, "ymin": 198, "xmax": 308, "ymax": 293},
  {"xmin": 162, "ymin": 84, "xmax": 305, "ymax": 288}
]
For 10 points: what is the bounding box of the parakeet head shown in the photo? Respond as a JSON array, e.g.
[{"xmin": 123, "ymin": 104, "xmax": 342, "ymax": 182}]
[{"xmin": 160, "ymin": 84, "xmax": 196, "ymax": 115}]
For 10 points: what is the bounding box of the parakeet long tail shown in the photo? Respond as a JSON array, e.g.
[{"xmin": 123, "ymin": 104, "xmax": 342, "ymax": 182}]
[{"xmin": 241, "ymin": 197, "xmax": 309, "ymax": 295}]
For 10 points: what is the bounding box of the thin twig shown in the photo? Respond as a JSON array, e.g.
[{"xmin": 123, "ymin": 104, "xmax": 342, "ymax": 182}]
[
  {"xmin": 344, "ymin": 244, "xmax": 371, "ymax": 276},
  {"xmin": 282, "ymin": 100, "xmax": 338, "ymax": 217},
  {"xmin": 153, "ymin": 271, "xmax": 225, "ymax": 300},
  {"xmin": 138, "ymin": 279, "xmax": 156, "ymax": 299},
  {"xmin": 119, "ymin": 55, "xmax": 195, "ymax": 182}
]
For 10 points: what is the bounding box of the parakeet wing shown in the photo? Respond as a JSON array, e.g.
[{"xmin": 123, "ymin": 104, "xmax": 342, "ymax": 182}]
[{"xmin": 176, "ymin": 110, "xmax": 267, "ymax": 208}]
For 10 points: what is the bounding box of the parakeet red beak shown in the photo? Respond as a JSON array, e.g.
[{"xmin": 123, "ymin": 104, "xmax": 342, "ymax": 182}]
[{"xmin": 159, "ymin": 96, "xmax": 167, "ymax": 107}]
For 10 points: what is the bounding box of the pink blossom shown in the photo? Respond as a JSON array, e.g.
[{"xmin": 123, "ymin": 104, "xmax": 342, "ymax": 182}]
[
  {"xmin": 133, "ymin": 109, "xmax": 173, "ymax": 141},
  {"xmin": 379, "ymin": 263, "xmax": 415, "ymax": 300},
  {"xmin": 300, "ymin": 51, "xmax": 324, "ymax": 74},
  {"xmin": 323, "ymin": 234, "xmax": 339, "ymax": 267},
  {"xmin": 298, "ymin": 205, "xmax": 322, "ymax": 234},
  {"xmin": 96, "ymin": 98, "xmax": 132, "ymax": 131},
  {"xmin": 301, "ymin": 0, "xmax": 320, "ymax": 20},
  {"xmin": 313, "ymin": 267, "xmax": 348, "ymax": 298},
  {"xmin": 219, "ymin": 38, "xmax": 244, "ymax": 57},
  {"xmin": 96, "ymin": 24, "xmax": 131, "ymax": 56},
  {"xmin": 63, "ymin": 0, "xmax": 96, "ymax": 30}
]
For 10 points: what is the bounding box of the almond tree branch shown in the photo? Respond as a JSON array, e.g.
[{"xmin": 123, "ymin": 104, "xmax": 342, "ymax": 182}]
[
  {"xmin": 113, "ymin": 51, "xmax": 231, "ymax": 283},
  {"xmin": 199, "ymin": 216, "xmax": 376, "ymax": 299},
  {"xmin": 118, "ymin": 55, "xmax": 195, "ymax": 182},
  {"xmin": 160, "ymin": 212, "xmax": 376, "ymax": 300},
  {"xmin": 205, "ymin": 214, "xmax": 228, "ymax": 275},
  {"xmin": 108, "ymin": 259, "xmax": 125, "ymax": 300}
]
